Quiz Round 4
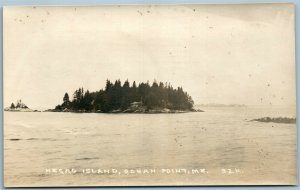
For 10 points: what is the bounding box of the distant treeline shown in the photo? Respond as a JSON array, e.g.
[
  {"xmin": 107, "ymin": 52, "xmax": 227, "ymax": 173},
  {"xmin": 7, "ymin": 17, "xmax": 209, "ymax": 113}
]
[{"xmin": 54, "ymin": 80, "xmax": 194, "ymax": 112}]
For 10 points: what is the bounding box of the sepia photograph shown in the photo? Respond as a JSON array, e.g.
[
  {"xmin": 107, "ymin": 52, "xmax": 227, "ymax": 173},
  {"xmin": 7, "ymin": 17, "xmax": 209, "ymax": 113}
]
[{"xmin": 3, "ymin": 3, "xmax": 297, "ymax": 186}]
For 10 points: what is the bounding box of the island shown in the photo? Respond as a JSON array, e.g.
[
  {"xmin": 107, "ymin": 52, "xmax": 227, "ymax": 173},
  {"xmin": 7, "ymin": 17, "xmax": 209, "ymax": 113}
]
[
  {"xmin": 4, "ymin": 100, "xmax": 40, "ymax": 112},
  {"xmin": 47, "ymin": 79, "xmax": 204, "ymax": 113}
]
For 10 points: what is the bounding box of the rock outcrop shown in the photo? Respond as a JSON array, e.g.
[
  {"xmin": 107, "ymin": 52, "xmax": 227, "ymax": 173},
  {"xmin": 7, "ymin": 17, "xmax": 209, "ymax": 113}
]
[{"xmin": 251, "ymin": 117, "xmax": 296, "ymax": 124}]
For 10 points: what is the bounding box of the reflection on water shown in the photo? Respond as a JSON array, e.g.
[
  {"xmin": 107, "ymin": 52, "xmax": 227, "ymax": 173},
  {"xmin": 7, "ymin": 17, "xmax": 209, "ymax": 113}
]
[{"xmin": 4, "ymin": 106, "xmax": 297, "ymax": 186}]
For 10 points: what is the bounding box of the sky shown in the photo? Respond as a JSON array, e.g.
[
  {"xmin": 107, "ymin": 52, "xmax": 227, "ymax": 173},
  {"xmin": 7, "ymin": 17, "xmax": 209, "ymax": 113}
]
[{"xmin": 3, "ymin": 4, "xmax": 296, "ymax": 110}]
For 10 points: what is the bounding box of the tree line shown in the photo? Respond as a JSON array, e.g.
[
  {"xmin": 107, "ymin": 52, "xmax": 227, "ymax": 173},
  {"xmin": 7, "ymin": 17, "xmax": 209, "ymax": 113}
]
[{"xmin": 54, "ymin": 79, "xmax": 194, "ymax": 112}]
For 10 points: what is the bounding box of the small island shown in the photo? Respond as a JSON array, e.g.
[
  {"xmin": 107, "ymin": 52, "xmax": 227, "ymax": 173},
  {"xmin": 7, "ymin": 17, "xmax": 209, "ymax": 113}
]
[
  {"xmin": 48, "ymin": 79, "xmax": 203, "ymax": 113},
  {"xmin": 4, "ymin": 100, "xmax": 40, "ymax": 112}
]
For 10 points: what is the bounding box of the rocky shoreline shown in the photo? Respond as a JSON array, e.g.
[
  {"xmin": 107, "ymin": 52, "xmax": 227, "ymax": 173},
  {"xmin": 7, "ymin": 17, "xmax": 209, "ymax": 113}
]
[{"xmin": 45, "ymin": 107, "xmax": 204, "ymax": 114}]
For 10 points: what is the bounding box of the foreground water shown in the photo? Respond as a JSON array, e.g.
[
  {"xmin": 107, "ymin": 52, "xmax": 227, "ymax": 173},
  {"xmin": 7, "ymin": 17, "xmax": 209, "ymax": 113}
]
[{"xmin": 4, "ymin": 106, "xmax": 297, "ymax": 186}]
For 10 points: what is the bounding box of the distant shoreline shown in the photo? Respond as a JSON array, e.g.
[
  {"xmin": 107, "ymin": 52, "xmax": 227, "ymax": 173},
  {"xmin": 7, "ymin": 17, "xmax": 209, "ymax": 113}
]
[{"xmin": 197, "ymin": 104, "xmax": 246, "ymax": 107}]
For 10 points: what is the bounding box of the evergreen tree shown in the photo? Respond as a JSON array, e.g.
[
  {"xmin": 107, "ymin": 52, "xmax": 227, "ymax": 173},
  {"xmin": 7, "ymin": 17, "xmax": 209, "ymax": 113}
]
[
  {"xmin": 83, "ymin": 90, "xmax": 93, "ymax": 111},
  {"xmin": 63, "ymin": 93, "xmax": 70, "ymax": 103},
  {"xmin": 62, "ymin": 93, "xmax": 70, "ymax": 108},
  {"xmin": 121, "ymin": 80, "xmax": 131, "ymax": 110},
  {"xmin": 10, "ymin": 103, "xmax": 15, "ymax": 109}
]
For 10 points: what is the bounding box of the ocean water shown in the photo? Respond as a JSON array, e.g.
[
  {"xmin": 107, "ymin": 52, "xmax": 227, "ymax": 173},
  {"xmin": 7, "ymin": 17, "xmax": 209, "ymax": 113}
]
[{"xmin": 4, "ymin": 106, "xmax": 297, "ymax": 186}]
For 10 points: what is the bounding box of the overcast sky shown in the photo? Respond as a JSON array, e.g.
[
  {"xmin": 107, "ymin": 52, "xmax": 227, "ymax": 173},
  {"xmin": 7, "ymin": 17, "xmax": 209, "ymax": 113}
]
[{"xmin": 4, "ymin": 4, "xmax": 295, "ymax": 110}]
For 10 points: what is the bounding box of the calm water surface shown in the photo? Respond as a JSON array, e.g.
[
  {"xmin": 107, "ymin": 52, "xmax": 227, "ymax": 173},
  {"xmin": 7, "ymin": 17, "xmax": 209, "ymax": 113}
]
[{"xmin": 4, "ymin": 106, "xmax": 297, "ymax": 186}]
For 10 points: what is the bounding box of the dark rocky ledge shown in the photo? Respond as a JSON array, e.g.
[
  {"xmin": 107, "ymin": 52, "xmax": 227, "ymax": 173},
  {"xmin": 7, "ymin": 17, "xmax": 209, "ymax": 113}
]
[{"xmin": 251, "ymin": 117, "xmax": 296, "ymax": 124}]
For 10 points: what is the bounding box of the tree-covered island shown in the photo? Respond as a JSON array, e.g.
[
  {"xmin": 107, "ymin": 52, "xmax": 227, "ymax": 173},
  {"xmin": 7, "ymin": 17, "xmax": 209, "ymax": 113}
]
[
  {"xmin": 50, "ymin": 80, "xmax": 203, "ymax": 113},
  {"xmin": 4, "ymin": 99, "xmax": 40, "ymax": 112}
]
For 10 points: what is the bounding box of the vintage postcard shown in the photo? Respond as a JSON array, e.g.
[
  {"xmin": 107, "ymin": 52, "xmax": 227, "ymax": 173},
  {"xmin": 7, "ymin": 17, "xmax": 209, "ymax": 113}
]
[{"xmin": 3, "ymin": 3, "xmax": 297, "ymax": 186}]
